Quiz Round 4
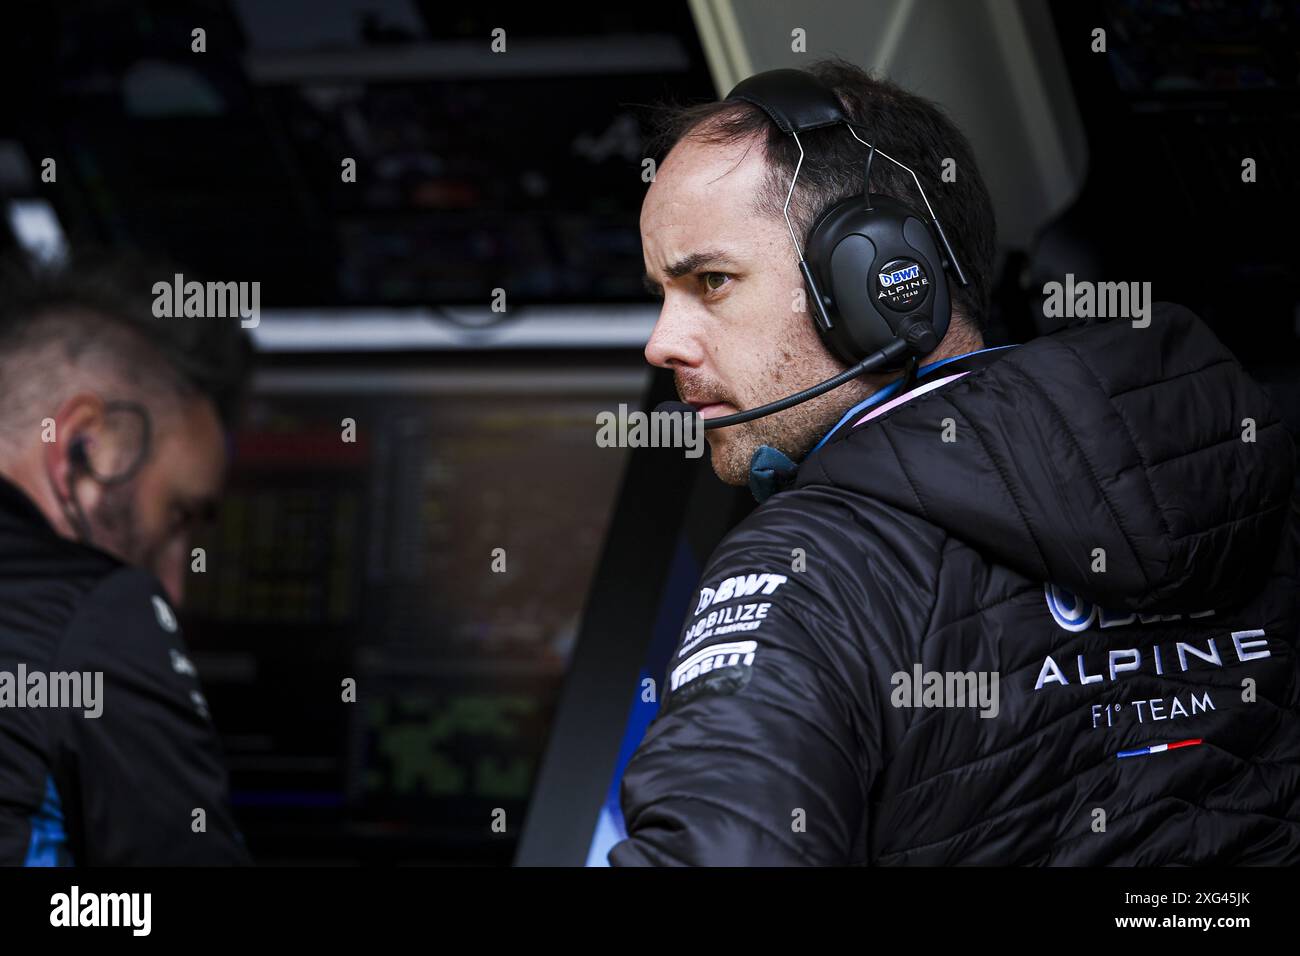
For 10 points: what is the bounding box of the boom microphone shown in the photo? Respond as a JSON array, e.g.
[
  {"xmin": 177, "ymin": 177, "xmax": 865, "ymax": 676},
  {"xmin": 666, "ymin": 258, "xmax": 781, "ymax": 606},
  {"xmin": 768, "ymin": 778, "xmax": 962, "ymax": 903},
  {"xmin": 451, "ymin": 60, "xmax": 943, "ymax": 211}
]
[{"xmin": 656, "ymin": 336, "xmax": 912, "ymax": 430}]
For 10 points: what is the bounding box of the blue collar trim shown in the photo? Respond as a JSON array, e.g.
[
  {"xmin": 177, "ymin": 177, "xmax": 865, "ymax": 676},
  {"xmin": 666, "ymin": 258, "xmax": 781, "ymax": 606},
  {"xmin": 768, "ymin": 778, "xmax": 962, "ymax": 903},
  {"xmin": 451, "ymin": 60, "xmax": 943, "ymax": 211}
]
[{"xmin": 808, "ymin": 345, "xmax": 1019, "ymax": 456}]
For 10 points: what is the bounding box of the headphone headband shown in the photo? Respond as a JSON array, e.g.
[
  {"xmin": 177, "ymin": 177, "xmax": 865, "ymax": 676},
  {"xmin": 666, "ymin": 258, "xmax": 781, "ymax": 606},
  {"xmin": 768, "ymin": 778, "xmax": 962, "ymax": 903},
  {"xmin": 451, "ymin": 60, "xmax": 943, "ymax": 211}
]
[
  {"xmin": 725, "ymin": 69, "xmax": 848, "ymax": 134},
  {"xmin": 716, "ymin": 68, "xmax": 968, "ymax": 370}
]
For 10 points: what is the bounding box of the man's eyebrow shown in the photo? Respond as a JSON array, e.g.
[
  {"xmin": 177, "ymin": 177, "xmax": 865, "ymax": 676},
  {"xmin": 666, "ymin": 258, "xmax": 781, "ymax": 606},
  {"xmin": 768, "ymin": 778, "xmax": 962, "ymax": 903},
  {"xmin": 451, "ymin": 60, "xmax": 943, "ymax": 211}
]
[{"xmin": 643, "ymin": 250, "xmax": 736, "ymax": 294}]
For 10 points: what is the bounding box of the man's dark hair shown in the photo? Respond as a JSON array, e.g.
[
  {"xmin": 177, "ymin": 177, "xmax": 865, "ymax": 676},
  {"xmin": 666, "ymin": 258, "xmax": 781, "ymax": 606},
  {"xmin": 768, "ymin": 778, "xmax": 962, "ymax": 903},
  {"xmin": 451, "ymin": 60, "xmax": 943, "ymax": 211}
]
[
  {"xmin": 645, "ymin": 57, "xmax": 997, "ymax": 331},
  {"xmin": 0, "ymin": 248, "xmax": 252, "ymax": 432}
]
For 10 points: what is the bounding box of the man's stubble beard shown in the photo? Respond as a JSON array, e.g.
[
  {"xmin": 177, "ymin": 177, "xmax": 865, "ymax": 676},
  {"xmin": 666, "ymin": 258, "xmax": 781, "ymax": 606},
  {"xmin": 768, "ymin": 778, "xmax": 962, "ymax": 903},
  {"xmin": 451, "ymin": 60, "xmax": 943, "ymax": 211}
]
[
  {"xmin": 688, "ymin": 325, "xmax": 880, "ymax": 487},
  {"xmin": 89, "ymin": 481, "xmax": 161, "ymax": 573},
  {"xmin": 706, "ymin": 376, "xmax": 874, "ymax": 485},
  {"xmin": 676, "ymin": 300, "xmax": 977, "ymax": 485}
]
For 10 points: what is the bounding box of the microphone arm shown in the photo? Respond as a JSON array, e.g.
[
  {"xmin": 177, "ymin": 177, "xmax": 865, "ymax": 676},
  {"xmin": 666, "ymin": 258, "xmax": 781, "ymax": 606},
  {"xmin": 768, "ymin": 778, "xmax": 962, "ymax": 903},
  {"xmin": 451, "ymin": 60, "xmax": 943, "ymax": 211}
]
[{"xmin": 691, "ymin": 337, "xmax": 911, "ymax": 430}]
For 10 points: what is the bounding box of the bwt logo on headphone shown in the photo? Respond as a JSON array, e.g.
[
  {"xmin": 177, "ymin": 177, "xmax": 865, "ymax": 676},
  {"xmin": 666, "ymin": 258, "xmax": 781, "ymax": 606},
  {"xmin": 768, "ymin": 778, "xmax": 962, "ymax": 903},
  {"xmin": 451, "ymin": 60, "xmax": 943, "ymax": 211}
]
[{"xmin": 878, "ymin": 263, "xmax": 921, "ymax": 287}]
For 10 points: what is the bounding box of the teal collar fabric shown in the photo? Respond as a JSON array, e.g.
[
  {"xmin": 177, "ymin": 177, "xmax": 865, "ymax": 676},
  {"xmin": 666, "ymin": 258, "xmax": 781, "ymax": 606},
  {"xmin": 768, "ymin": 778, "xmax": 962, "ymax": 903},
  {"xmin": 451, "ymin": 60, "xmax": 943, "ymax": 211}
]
[{"xmin": 746, "ymin": 345, "xmax": 1018, "ymax": 503}]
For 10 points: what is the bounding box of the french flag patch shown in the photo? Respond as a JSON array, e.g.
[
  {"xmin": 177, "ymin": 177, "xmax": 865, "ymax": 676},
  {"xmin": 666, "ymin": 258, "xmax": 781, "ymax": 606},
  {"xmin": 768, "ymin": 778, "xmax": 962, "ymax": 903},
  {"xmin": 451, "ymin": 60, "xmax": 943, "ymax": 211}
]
[{"xmin": 1117, "ymin": 738, "xmax": 1203, "ymax": 759}]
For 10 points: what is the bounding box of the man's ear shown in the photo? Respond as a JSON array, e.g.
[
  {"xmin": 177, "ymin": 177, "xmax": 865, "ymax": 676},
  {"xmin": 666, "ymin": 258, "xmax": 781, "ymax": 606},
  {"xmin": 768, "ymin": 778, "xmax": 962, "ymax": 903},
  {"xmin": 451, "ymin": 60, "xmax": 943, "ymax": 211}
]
[{"xmin": 44, "ymin": 394, "xmax": 108, "ymax": 507}]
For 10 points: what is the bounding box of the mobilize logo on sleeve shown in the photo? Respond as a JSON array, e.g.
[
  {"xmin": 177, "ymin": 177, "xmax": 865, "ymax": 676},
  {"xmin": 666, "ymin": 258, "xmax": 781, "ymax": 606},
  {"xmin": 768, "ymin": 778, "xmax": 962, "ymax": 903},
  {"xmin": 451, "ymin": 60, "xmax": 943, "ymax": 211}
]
[
  {"xmin": 50, "ymin": 886, "xmax": 151, "ymax": 936},
  {"xmin": 680, "ymin": 572, "xmax": 788, "ymax": 656}
]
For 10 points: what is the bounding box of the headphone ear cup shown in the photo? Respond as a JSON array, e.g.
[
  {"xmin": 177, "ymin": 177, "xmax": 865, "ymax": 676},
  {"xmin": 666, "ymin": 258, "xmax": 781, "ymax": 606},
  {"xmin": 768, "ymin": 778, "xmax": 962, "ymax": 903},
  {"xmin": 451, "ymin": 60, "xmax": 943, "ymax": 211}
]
[
  {"xmin": 802, "ymin": 198, "xmax": 880, "ymax": 365},
  {"xmin": 804, "ymin": 194, "xmax": 951, "ymax": 368}
]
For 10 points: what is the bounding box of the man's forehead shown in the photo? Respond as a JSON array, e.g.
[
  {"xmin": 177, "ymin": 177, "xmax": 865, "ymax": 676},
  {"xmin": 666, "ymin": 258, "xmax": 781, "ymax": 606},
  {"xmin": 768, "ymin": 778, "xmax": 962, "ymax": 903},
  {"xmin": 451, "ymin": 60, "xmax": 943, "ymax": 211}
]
[
  {"xmin": 641, "ymin": 135, "xmax": 767, "ymax": 258},
  {"xmin": 653, "ymin": 135, "xmax": 767, "ymax": 208},
  {"xmin": 661, "ymin": 133, "xmax": 762, "ymax": 190}
]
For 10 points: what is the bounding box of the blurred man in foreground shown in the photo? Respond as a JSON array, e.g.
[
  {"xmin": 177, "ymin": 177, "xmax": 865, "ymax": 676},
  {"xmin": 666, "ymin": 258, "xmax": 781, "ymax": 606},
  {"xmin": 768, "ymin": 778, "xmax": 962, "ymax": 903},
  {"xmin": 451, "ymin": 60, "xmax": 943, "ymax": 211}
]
[{"xmin": 0, "ymin": 251, "xmax": 252, "ymax": 864}]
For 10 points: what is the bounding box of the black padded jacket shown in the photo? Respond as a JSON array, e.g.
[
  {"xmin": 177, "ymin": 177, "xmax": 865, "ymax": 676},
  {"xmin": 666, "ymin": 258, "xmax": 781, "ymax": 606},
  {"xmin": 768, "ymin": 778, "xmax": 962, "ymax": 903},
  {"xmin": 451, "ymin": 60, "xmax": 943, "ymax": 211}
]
[
  {"xmin": 611, "ymin": 303, "xmax": 1300, "ymax": 865},
  {"xmin": 0, "ymin": 476, "xmax": 249, "ymax": 865}
]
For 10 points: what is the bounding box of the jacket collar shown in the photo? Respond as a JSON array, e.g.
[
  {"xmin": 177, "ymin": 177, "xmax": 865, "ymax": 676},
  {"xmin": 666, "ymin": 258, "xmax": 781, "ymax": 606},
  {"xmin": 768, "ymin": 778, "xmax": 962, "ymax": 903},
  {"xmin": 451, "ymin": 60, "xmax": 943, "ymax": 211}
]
[
  {"xmin": 747, "ymin": 345, "xmax": 1018, "ymax": 503},
  {"xmin": 0, "ymin": 471, "xmax": 57, "ymax": 536},
  {"xmin": 812, "ymin": 346, "xmax": 1018, "ymax": 452}
]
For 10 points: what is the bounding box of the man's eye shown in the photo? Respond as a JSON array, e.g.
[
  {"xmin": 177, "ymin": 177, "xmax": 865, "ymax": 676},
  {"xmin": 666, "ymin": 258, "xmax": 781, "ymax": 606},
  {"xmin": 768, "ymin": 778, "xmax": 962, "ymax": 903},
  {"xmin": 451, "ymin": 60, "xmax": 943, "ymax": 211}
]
[{"xmin": 701, "ymin": 272, "xmax": 731, "ymax": 293}]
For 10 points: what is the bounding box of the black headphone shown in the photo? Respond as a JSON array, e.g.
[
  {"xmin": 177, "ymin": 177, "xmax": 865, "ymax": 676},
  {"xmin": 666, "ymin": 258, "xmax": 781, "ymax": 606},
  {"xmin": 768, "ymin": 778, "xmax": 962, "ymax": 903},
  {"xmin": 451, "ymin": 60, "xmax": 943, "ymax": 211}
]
[{"xmin": 724, "ymin": 68, "xmax": 969, "ymax": 369}]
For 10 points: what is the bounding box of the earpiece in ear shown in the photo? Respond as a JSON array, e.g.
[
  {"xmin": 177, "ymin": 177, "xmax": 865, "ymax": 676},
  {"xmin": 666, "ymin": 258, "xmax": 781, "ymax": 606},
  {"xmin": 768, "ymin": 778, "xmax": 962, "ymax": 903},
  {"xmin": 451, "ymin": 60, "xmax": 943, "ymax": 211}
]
[
  {"xmin": 69, "ymin": 438, "xmax": 90, "ymax": 473},
  {"xmin": 58, "ymin": 436, "xmax": 99, "ymax": 546}
]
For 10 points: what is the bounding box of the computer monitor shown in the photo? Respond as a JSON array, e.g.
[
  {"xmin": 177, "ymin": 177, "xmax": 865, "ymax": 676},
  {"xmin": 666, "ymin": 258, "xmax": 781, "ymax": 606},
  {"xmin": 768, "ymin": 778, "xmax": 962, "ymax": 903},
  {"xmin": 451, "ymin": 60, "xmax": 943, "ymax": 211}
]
[{"xmin": 182, "ymin": 353, "xmax": 649, "ymax": 863}]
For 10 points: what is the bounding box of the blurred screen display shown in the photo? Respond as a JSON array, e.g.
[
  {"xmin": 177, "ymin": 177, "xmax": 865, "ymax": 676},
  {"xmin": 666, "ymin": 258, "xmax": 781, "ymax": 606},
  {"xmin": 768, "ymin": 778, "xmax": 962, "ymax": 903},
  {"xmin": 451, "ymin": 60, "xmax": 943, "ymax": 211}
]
[{"xmin": 182, "ymin": 361, "xmax": 647, "ymax": 862}]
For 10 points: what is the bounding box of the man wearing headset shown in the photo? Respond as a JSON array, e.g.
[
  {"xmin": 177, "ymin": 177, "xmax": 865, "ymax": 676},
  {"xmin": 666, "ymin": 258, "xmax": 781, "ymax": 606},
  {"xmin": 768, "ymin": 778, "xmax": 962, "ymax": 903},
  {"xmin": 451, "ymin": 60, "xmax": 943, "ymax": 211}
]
[
  {"xmin": 610, "ymin": 59, "xmax": 1300, "ymax": 865},
  {"xmin": 0, "ymin": 251, "xmax": 251, "ymax": 864}
]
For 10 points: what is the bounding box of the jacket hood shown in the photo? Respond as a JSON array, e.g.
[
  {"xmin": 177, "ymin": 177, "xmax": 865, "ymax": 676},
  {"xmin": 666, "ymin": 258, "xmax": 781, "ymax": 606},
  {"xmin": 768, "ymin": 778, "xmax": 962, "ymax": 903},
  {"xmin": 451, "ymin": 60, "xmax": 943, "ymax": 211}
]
[{"xmin": 801, "ymin": 303, "xmax": 1296, "ymax": 613}]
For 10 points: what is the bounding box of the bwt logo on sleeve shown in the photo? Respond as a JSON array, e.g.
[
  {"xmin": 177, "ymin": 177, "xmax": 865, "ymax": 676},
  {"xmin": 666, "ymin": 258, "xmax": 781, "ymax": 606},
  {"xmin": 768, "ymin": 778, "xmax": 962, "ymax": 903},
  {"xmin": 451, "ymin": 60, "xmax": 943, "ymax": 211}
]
[{"xmin": 695, "ymin": 573, "xmax": 787, "ymax": 614}]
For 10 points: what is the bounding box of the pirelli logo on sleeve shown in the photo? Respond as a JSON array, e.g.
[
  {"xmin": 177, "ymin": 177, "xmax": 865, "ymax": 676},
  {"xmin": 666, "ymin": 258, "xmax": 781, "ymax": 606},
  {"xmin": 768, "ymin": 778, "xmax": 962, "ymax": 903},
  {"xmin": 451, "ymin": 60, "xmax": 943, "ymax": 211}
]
[
  {"xmin": 671, "ymin": 640, "xmax": 757, "ymax": 694},
  {"xmin": 667, "ymin": 571, "xmax": 787, "ymax": 707}
]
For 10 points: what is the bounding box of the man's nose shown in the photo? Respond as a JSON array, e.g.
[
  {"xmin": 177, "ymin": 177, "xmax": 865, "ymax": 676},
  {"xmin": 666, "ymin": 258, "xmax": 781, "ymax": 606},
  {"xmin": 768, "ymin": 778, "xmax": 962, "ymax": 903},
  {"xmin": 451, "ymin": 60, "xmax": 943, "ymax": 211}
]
[{"xmin": 644, "ymin": 302, "xmax": 705, "ymax": 370}]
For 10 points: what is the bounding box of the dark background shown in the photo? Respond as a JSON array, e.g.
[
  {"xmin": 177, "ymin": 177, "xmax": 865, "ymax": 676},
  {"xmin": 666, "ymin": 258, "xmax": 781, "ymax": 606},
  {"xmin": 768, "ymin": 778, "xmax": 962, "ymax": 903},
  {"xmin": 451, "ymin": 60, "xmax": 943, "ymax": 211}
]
[{"xmin": 0, "ymin": 0, "xmax": 1295, "ymax": 864}]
